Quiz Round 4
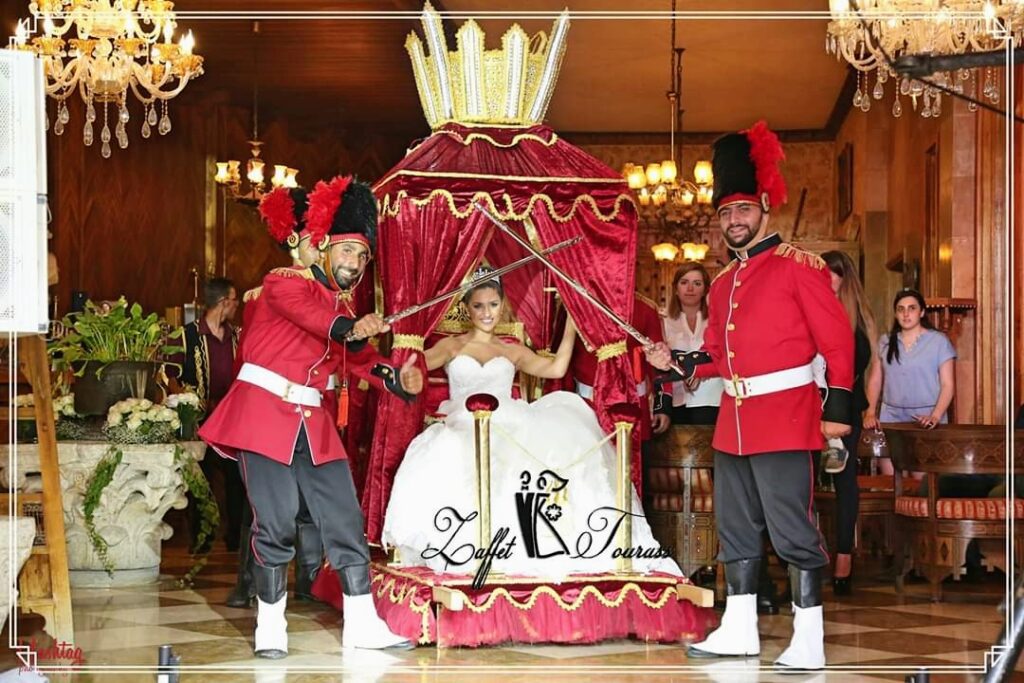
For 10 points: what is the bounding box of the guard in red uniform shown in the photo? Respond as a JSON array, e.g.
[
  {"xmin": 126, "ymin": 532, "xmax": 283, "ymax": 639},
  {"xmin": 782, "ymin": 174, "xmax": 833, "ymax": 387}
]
[
  {"xmin": 224, "ymin": 186, "xmax": 331, "ymax": 610},
  {"xmin": 200, "ymin": 176, "xmax": 423, "ymax": 657},
  {"xmin": 649, "ymin": 122, "xmax": 853, "ymax": 670}
]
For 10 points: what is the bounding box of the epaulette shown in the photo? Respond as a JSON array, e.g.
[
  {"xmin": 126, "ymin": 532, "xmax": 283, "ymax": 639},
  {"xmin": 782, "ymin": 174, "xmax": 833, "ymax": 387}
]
[
  {"xmin": 774, "ymin": 243, "xmax": 826, "ymax": 270},
  {"xmin": 710, "ymin": 259, "xmax": 738, "ymax": 285},
  {"xmin": 269, "ymin": 266, "xmax": 315, "ymax": 280},
  {"xmin": 243, "ymin": 286, "xmax": 262, "ymax": 303}
]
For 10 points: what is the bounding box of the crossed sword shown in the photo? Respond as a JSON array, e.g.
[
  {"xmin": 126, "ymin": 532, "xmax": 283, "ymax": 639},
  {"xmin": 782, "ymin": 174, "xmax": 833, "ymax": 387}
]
[{"xmin": 356, "ymin": 203, "xmax": 686, "ymax": 378}]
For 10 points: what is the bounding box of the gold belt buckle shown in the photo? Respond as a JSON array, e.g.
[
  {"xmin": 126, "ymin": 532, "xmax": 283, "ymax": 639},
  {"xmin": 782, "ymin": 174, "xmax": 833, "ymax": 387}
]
[
  {"xmin": 731, "ymin": 377, "xmax": 749, "ymax": 399},
  {"xmin": 281, "ymin": 380, "xmax": 294, "ymax": 401}
]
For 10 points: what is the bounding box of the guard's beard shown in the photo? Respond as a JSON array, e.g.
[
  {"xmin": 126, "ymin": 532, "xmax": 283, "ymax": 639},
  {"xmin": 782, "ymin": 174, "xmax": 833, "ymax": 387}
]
[
  {"xmin": 724, "ymin": 225, "xmax": 757, "ymax": 249},
  {"xmin": 333, "ymin": 266, "xmax": 358, "ymax": 290}
]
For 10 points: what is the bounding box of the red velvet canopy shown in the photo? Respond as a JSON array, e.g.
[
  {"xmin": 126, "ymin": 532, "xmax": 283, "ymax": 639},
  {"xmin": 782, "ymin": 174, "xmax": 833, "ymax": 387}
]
[{"xmin": 362, "ymin": 122, "xmax": 642, "ymax": 545}]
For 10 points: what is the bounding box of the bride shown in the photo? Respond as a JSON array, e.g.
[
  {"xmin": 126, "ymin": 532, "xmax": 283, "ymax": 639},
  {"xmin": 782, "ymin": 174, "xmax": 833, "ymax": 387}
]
[{"xmin": 383, "ymin": 270, "xmax": 680, "ymax": 580}]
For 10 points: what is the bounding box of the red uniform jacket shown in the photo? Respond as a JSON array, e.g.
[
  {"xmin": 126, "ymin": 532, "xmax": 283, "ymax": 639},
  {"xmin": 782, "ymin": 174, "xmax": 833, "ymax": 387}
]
[
  {"xmin": 236, "ymin": 283, "xmax": 340, "ymax": 418},
  {"xmin": 571, "ymin": 293, "xmax": 671, "ymax": 440},
  {"xmin": 692, "ymin": 233, "xmax": 853, "ymax": 456},
  {"xmin": 200, "ymin": 266, "xmax": 406, "ymax": 466}
]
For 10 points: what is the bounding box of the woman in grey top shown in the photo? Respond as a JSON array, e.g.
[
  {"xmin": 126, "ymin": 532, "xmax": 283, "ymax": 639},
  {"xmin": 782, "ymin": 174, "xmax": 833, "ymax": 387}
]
[{"xmin": 864, "ymin": 289, "xmax": 956, "ymax": 431}]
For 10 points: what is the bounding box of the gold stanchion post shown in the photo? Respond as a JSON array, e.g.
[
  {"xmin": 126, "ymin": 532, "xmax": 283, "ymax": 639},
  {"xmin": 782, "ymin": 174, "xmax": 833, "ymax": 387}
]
[
  {"xmin": 472, "ymin": 406, "xmax": 493, "ymax": 567},
  {"xmin": 615, "ymin": 421, "xmax": 634, "ymax": 575}
]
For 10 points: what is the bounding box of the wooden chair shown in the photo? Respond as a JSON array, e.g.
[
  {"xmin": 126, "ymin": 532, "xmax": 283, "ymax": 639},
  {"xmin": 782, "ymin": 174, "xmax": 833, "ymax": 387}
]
[{"xmin": 886, "ymin": 424, "xmax": 1023, "ymax": 601}]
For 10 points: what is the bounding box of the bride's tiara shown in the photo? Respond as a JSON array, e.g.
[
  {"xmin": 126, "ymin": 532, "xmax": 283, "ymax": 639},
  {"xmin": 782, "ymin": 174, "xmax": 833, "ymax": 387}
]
[{"xmin": 470, "ymin": 265, "xmax": 500, "ymax": 285}]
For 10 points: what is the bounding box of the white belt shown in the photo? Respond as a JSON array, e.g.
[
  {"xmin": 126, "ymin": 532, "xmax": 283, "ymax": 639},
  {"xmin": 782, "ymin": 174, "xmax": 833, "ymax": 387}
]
[
  {"xmin": 238, "ymin": 363, "xmax": 322, "ymax": 407},
  {"xmin": 722, "ymin": 362, "xmax": 815, "ymax": 399},
  {"xmin": 576, "ymin": 380, "xmax": 648, "ymax": 401},
  {"xmin": 326, "ymin": 374, "xmax": 338, "ymax": 390}
]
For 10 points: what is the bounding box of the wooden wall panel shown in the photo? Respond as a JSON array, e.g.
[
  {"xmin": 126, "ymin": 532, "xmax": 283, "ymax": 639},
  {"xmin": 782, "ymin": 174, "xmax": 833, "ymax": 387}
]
[
  {"xmin": 48, "ymin": 100, "xmax": 211, "ymax": 317},
  {"xmin": 44, "ymin": 94, "xmax": 411, "ymax": 318},
  {"xmin": 973, "ymin": 97, "xmax": 1008, "ymax": 425}
]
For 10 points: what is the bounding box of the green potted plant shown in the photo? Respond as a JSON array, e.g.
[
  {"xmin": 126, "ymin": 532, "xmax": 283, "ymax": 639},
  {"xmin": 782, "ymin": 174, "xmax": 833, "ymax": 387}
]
[{"xmin": 48, "ymin": 298, "xmax": 183, "ymax": 416}]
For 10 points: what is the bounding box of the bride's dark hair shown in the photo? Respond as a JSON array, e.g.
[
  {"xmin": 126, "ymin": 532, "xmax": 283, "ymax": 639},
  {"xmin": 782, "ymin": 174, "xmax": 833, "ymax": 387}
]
[{"xmin": 461, "ymin": 266, "xmax": 504, "ymax": 305}]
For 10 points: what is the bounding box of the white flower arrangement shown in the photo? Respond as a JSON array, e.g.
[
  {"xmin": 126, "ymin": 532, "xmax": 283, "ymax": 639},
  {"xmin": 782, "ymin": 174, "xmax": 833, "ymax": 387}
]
[
  {"xmin": 103, "ymin": 397, "xmax": 180, "ymax": 444},
  {"xmin": 163, "ymin": 392, "xmax": 203, "ymax": 440},
  {"xmin": 16, "ymin": 393, "xmax": 85, "ymax": 440},
  {"xmin": 163, "ymin": 392, "xmax": 201, "ymax": 410}
]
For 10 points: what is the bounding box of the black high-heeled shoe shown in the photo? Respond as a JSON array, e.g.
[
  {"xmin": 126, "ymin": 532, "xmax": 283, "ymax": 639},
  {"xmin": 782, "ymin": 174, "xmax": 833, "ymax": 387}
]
[{"xmin": 832, "ymin": 574, "xmax": 853, "ymax": 596}]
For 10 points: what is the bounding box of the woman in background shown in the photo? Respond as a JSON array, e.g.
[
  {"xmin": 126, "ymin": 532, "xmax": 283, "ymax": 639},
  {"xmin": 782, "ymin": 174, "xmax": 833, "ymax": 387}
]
[
  {"xmin": 661, "ymin": 262, "xmax": 723, "ymax": 425},
  {"xmin": 865, "ymin": 289, "xmax": 956, "ymax": 493},
  {"xmin": 821, "ymin": 251, "xmax": 877, "ymax": 596}
]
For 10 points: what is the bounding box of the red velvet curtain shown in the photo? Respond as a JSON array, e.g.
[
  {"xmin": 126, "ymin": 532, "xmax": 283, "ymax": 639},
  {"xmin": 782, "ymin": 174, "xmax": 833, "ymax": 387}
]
[
  {"xmin": 362, "ymin": 123, "xmax": 642, "ymax": 545},
  {"xmin": 361, "ymin": 198, "xmax": 491, "ymax": 542}
]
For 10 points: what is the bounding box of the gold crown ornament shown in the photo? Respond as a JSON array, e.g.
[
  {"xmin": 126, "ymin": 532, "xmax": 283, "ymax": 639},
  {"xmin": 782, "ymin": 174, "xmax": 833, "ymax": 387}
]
[{"xmin": 406, "ymin": 2, "xmax": 570, "ymax": 130}]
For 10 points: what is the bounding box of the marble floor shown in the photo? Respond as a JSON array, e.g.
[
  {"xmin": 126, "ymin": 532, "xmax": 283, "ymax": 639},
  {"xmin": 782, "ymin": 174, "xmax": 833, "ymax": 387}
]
[{"xmin": 4, "ymin": 544, "xmax": 1022, "ymax": 682}]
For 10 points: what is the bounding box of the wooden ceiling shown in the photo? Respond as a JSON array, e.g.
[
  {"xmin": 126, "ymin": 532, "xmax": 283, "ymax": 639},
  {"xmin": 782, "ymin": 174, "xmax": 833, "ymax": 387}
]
[{"xmin": 4, "ymin": 1, "xmax": 851, "ymax": 136}]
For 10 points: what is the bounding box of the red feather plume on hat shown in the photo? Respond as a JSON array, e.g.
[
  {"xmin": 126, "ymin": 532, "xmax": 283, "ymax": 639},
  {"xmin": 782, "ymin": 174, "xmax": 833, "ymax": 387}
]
[
  {"xmin": 745, "ymin": 120, "xmax": 788, "ymax": 209},
  {"xmin": 258, "ymin": 187, "xmax": 297, "ymax": 244},
  {"xmin": 306, "ymin": 175, "xmax": 354, "ymax": 246}
]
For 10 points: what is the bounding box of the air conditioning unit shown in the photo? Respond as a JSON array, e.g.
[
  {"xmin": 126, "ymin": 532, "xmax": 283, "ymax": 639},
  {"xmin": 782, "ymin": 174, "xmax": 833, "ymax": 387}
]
[{"xmin": 0, "ymin": 49, "xmax": 48, "ymax": 335}]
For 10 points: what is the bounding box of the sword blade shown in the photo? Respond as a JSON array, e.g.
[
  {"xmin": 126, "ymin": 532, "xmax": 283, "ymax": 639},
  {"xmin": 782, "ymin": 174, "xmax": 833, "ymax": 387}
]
[
  {"xmin": 473, "ymin": 202, "xmax": 687, "ymax": 378},
  {"xmin": 383, "ymin": 235, "xmax": 582, "ymax": 326}
]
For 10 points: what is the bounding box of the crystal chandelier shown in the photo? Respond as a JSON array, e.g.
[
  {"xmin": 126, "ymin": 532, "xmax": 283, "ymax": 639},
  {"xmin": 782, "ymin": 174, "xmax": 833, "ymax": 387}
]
[
  {"xmin": 13, "ymin": 0, "xmax": 204, "ymax": 157},
  {"xmin": 826, "ymin": 0, "xmax": 1024, "ymax": 118},
  {"xmin": 213, "ymin": 21, "xmax": 298, "ymax": 206},
  {"xmin": 623, "ymin": 0, "xmax": 715, "ymax": 262}
]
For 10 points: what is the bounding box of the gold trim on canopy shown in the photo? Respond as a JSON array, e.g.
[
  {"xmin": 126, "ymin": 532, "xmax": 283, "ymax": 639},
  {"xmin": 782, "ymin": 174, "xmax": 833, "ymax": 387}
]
[
  {"xmin": 597, "ymin": 340, "xmax": 628, "ymax": 361},
  {"xmin": 433, "ymin": 128, "xmax": 560, "ymax": 149},
  {"xmin": 377, "ymin": 168, "xmax": 626, "ymax": 187},
  {"xmin": 392, "ymin": 334, "xmax": 426, "ymax": 351},
  {"xmin": 378, "ymin": 189, "xmax": 637, "ymax": 224}
]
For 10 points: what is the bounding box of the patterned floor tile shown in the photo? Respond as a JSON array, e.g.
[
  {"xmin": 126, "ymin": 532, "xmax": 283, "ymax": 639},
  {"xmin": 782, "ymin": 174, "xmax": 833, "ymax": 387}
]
[
  {"xmin": 882, "ymin": 600, "xmax": 1005, "ymax": 622},
  {"xmin": 825, "ymin": 629, "xmax": 992, "ymax": 656},
  {"xmin": 89, "ymin": 603, "xmax": 256, "ymax": 626},
  {"xmin": 9, "ymin": 546, "xmax": 1013, "ymax": 681},
  {"xmin": 74, "ymin": 625, "xmax": 219, "ymax": 651},
  {"xmin": 903, "ymin": 620, "xmax": 1005, "ymax": 643},
  {"xmin": 824, "ymin": 607, "xmax": 967, "ymax": 630}
]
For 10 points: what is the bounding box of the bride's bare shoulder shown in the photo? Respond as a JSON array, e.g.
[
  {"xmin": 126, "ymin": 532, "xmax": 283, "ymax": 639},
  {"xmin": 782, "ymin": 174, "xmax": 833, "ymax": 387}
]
[{"xmin": 495, "ymin": 337, "xmax": 526, "ymax": 362}]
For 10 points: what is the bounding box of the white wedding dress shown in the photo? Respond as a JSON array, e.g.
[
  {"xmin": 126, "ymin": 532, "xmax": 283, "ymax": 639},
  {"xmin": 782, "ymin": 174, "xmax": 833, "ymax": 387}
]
[{"xmin": 383, "ymin": 355, "xmax": 681, "ymax": 580}]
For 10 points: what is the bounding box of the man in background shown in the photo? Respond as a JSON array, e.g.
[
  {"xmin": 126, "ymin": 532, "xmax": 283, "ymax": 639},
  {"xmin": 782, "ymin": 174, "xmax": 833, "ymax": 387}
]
[{"xmin": 178, "ymin": 277, "xmax": 241, "ymax": 551}]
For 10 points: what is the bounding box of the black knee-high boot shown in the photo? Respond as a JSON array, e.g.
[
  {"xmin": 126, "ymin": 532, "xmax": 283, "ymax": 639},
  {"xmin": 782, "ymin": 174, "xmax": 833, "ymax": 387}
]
[
  {"xmin": 293, "ymin": 521, "xmax": 324, "ymax": 601},
  {"xmin": 225, "ymin": 527, "xmax": 256, "ymax": 608}
]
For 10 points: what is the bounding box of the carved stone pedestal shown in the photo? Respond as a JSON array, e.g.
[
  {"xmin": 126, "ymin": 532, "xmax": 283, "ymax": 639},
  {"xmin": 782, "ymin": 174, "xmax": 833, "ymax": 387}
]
[{"xmin": 0, "ymin": 441, "xmax": 205, "ymax": 587}]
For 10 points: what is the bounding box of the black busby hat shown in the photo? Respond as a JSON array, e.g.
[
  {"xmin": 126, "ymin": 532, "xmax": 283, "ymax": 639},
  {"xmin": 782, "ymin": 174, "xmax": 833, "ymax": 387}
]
[
  {"xmin": 712, "ymin": 120, "xmax": 787, "ymax": 212},
  {"xmin": 306, "ymin": 176, "xmax": 378, "ymax": 252}
]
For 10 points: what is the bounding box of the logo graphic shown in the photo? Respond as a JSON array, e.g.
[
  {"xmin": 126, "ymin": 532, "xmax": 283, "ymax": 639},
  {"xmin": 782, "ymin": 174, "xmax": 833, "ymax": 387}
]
[
  {"xmin": 17, "ymin": 638, "xmax": 85, "ymax": 669},
  {"xmin": 421, "ymin": 466, "xmax": 672, "ymax": 588},
  {"xmin": 514, "ymin": 469, "xmax": 570, "ymax": 559}
]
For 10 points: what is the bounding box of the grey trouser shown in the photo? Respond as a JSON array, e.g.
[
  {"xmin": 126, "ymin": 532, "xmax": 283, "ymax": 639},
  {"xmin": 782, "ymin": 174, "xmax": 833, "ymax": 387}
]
[
  {"xmin": 239, "ymin": 426, "xmax": 371, "ymax": 594},
  {"xmin": 714, "ymin": 449, "xmax": 829, "ymax": 571}
]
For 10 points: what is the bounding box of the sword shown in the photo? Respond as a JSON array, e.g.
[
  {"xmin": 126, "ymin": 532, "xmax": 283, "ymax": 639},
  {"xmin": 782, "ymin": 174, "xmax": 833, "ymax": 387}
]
[
  {"xmin": 473, "ymin": 202, "xmax": 687, "ymax": 378},
  {"xmin": 345, "ymin": 235, "xmax": 581, "ymax": 340}
]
